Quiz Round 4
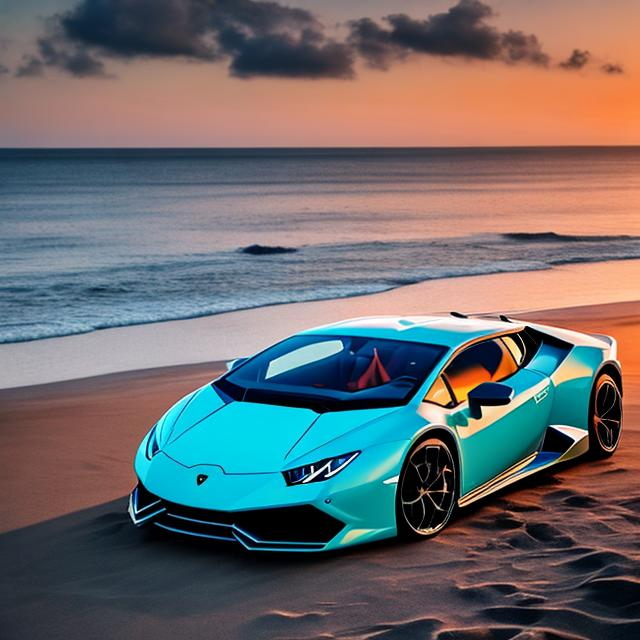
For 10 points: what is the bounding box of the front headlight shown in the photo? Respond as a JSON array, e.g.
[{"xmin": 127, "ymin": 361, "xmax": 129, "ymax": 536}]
[
  {"xmin": 145, "ymin": 424, "xmax": 160, "ymax": 459},
  {"xmin": 283, "ymin": 451, "xmax": 359, "ymax": 486}
]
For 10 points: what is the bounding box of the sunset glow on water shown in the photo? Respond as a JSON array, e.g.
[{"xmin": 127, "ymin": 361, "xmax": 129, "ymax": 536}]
[{"xmin": 1, "ymin": 146, "xmax": 639, "ymax": 343}]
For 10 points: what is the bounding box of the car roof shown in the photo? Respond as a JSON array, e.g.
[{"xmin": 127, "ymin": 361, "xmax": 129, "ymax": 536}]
[{"xmin": 300, "ymin": 315, "xmax": 525, "ymax": 349}]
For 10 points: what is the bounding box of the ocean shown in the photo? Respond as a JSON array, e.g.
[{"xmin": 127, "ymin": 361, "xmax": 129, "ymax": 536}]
[{"xmin": 1, "ymin": 147, "xmax": 639, "ymax": 344}]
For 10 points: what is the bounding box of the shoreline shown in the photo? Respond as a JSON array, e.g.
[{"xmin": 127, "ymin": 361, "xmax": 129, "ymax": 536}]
[
  {"xmin": 3, "ymin": 259, "xmax": 640, "ymax": 389},
  {"xmin": 5, "ymin": 252, "xmax": 640, "ymax": 348},
  {"xmin": 0, "ymin": 298, "xmax": 635, "ymax": 399}
]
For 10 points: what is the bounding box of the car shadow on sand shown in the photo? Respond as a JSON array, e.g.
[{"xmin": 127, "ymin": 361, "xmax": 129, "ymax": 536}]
[{"xmin": 1, "ymin": 451, "xmax": 639, "ymax": 640}]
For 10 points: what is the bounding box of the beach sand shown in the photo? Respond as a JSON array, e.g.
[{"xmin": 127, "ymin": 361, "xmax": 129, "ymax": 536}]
[{"xmin": 0, "ymin": 301, "xmax": 639, "ymax": 639}]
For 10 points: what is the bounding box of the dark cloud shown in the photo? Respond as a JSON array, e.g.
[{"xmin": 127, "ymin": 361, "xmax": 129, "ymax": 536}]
[
  {"xmin": 559, "ymin": 49, "xmax": 590, "ymax": 70},
  {"xmin": 16, "ymin": 0, "xmax": 625, "ymax": 81},
  {"xmin": 602, "ymin": 62, "xmax": 624, "ymax": 75},
  {"xmin": 60, "ymin": 0, "xmax": 224, "ymax": 61},
  {"xmin": 500, "ymin": 30, "xmax": 548, "ymax": 66},
  {"xmin": 228, "ymin": 33, "xmax": 353, "ymax": 79},
  {"xmin": 16, "ymin": 28, "xmax": 106, "ymax": 78},
  {"xmin": 346, "ymin": 18, "xmax": 401, "ymax": 71},
  {"xmin": 22, "ymin": 0, "xmax": 353, "ymax": 79},
  {"xmin": 36, "ymin": 20, "xmax": 108, "ymax": 77},
  {"xmin": 0, "ymin": 62, "xmax": 9, "ymax": 76},
  {"xmin": 15, "ymin": 55, "xmax": 45, "ymax": 77},
  {"xmin": 349, "ymin": 0, "xmax": 549, "ymax": 69}
]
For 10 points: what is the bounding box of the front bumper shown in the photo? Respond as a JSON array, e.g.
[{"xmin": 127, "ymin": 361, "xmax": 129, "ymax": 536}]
[
  {"xmin": 130, "ymin": 441, "xmax": 406, "ymax": 551},
  {"xmin": 129, "ymin": 482, "xmax": 346, "ymax": 551}
]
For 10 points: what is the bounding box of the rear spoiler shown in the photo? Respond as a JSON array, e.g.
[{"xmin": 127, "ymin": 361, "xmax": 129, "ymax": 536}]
[
  {"xmin": 459, "ymin": 311, "xmax": 514, "ymax": 323},
  {"xmin": 587, "ymin": 332, "xmax": 614, "ymax": 347},
  {"xmin": 588, "ymin": 332, "xmax": 617, "ymax": 359}
]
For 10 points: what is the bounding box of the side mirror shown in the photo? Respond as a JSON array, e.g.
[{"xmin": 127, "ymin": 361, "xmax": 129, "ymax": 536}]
[
  {"xmin": 468, "ymin": 382, "xmax": 514, "ymax": 419},
  {"xmin": 226, "ymin": 357, "xmax": 249, "ymax": 371}
]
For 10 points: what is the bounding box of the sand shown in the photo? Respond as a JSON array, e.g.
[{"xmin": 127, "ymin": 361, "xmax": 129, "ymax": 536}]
[{"xmin": 0, "ymin": 301, "xmax": 639, "ymax": 639}]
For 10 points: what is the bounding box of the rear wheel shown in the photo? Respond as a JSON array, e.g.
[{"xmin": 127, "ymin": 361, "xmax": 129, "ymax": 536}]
[
  {"xmin": 589, "ymin": 373, "xmax": 622, "ymax": 457},
  {"xmin": 396, "ymin": 437, "xmax": 457, "ymax": 539}
]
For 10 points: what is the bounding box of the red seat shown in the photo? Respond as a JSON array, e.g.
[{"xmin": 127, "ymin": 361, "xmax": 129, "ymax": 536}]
[{"xmin": 355, "ymin": 348, "xmax": 390, "ymax": 390}]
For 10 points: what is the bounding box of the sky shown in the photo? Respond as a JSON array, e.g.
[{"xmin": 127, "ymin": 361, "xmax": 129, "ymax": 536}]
[{"xmin": 0, "ymin": 0, "xmax": 638, "ymax": 147}]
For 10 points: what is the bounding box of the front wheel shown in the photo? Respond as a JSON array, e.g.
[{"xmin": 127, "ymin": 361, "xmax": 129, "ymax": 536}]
[
  {"xmin": 589, "ymin": 373, "xmax": 623, "ymax": 457},
  {"xmin": 396, "ymin": 437, "xmax": 457, "ymax": 539}
]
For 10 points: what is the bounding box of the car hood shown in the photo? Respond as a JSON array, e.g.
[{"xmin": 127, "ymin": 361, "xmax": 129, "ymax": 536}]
[{"xmin": 160, "ymin": 386, "xmax": 399, "ymax": 472}]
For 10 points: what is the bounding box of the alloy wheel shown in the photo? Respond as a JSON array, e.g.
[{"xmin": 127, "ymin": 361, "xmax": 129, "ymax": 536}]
[
  {"xmin": 399, "ymin": 438, "xmax": 456, "ymax": 536},
  {"xmin": 593, "ymin": 377, "xmax": 622, "ymax": 452}
]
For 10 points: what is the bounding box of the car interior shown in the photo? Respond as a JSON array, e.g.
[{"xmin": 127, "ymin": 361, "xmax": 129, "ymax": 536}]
[
  {"xmin": 265, "ymin": 338, "xmax": 437, "ymax": 393},
  {"xmin": 227, "ymin": 335, "xmax": 446, "ymax": 399}
]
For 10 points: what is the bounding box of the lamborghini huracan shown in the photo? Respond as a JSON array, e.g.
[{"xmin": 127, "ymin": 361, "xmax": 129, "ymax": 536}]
[{"xmin": 129, "ymin": 313, "xmax": 623, "ymax": 551}]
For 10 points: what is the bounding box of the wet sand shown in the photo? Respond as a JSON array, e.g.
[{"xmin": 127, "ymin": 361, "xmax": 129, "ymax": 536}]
[{"xmin": 0, "ymin": 302, "xmax": 638, "ymax": 639}]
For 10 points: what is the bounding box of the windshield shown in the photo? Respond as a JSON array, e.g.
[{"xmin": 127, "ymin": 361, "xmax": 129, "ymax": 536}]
[{"xmin": 215, "ymin": 334, "xmax": 446, "ymax": 411}]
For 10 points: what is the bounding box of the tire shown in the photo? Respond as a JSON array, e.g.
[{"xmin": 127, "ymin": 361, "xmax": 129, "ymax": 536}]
[
  {"xmin": 396, "ymin": 437, "xmax": 458, "ymax": 539},
  {"xmin": 589, "ymin": 372, "xmax": 623, "ymax": 458}
]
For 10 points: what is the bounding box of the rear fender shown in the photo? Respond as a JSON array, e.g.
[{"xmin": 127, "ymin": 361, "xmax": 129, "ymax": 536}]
[
  {"xmin": 546, "ymin": 346, "xmax": 608, "ymax": 431},
  {"xmin": 594, "ymin": 359, "xmax": 623, "ymax": 395}
]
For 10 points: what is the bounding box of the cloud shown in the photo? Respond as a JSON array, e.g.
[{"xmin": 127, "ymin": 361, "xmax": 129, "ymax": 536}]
[
  {"xmin": 15, "ymin": 55, "xmax": 45, "ymax": 77},
  {"xmin": 19, "ymin": 0, "xmax": 353, "ymax": 79},
  {"xmin": 348, "ymin": 0, "xmax": 549, "ymax": 69},
  {"xmin": 36, "ymin": 19, "xmax": 108, "ymax": 77},
  {"xmin": 228, "ymin": 33, "xmax": 353, "ymax": 79},
  {"xmin": 0, "ymin": 62, "xmax": 9, "ymax": 76},
  {"xmin": 559, "ymin": 49, "xmax": 590, "ymax": 70},
  {"xmin": 346, "ymin": 18, "xmax": 405, "ymax": 70},
  {"xmin": 500, "ymin": 30, "xmax": 548, "ymax": 66},
  {"xmin": 16, "ymin": 0, "xmax": 624, "ymax": 81},
  {"xmin": 601, "ymin": 62, "xmax": 624, "ymax": 75}
]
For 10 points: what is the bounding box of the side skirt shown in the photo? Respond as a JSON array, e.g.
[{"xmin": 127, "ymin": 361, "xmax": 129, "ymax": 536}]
[{"xmin": 458, "ymin": 425, "xmax": 589, "ymax": 508}]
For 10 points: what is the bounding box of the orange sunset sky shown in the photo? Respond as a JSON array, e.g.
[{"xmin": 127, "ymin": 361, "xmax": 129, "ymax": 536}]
[{"xmin": 1, "ymin": 0, "xmax": 639, "ymax": 147}]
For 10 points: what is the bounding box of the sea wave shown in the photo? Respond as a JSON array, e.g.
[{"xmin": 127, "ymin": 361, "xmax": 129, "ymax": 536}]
[
  {"xmin": 502, "ymin": 232, "xmax": 636, "ymax": 243},
  {"xmin": 239, "ymin": 244, "xmax": 298, "ymax": 255},
  {"xmin": 2, "ymin": 231, "xmax": 640, "ymax": 344}
]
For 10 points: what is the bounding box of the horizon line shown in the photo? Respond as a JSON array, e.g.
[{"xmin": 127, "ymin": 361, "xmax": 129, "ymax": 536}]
[{"xmin": 2, "ymin": 144, "xmax": 639, "ymax": 151}]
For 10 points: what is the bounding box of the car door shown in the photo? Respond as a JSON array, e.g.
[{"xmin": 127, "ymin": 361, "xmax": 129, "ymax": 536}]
[{"xmin": 430, "ymin": 335, "xmax": 552, "ymax": 495}]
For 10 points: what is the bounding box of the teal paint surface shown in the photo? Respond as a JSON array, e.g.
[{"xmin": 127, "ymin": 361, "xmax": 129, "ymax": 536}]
[{"xmin": 131, "ymin": 315, "xmax": 618, "ymax": 551}]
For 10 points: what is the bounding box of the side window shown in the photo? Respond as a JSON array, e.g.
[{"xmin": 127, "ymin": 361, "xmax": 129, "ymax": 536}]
[
  {"xmin": 424, "ymin": 375, "xmax": 454, "ymax": 407},
  {"xmin": 443, "ymin": 338, "xmax": 518, "ymax": 404},
  {"xmin": 516, "ymin": 328, "xmax": 542, "ymax": 366},
  {"xmin": 502, "ymin": 334, "xmax": 525, "ymax": 367}
]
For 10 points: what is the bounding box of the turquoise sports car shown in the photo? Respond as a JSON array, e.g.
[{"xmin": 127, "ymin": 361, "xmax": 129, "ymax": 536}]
[{"xmin": 129, "ymin": 314, "xmax": 622, "ymax": 551}]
